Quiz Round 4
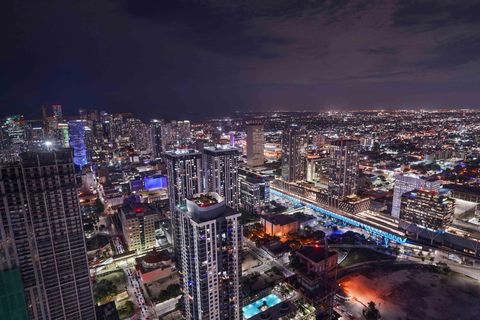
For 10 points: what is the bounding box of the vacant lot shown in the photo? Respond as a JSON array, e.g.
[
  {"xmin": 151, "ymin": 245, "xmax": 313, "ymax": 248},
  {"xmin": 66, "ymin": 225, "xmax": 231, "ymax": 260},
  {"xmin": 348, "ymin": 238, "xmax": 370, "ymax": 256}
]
[{"xmin": 339, "ymin": 266, "xmax": 480, "ymax": 320}]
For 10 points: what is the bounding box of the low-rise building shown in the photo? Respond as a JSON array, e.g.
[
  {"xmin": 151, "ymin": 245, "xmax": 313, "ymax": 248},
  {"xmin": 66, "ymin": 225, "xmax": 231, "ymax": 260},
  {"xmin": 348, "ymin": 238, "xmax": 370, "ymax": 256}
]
[
  {"xmin": 120, "ymin": 203, "xmax": 159, "ymax": 253},
  {"xmin": 400, "ymin": 189, "xmax": 455, "ymax": 230},
  {"xmin": 262, "ymin": 214, "xmax": 299, "ymax": 237}
]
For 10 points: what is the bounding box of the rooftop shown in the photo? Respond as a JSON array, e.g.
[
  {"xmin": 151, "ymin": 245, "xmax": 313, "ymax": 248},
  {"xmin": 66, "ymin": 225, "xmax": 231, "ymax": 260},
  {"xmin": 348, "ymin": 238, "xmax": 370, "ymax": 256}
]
[
  {"xmin": 263, "ymin": 214, "xmax": 297, "ymax": 226},
  {"xmin": 191, "ymin": 193, "xmax": 219, "ymax": 208},
  {"xmin": 297, "ymin": 245, "xmax": 337, "ymax": 263}
]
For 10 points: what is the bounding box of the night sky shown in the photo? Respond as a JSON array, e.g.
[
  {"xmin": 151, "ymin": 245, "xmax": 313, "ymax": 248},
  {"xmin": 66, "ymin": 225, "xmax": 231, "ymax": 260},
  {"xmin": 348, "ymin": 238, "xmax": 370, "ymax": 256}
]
[{"xmin": 1, "ymin": 0, "xmax": 480, "ymax": 120}]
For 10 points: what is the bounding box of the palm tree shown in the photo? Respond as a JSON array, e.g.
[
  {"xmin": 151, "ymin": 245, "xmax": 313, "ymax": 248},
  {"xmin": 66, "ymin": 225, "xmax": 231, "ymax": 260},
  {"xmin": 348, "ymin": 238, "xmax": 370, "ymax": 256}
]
[{"xmin": 363, "ymin": 301, "xmax": 381, "ymax": 320}]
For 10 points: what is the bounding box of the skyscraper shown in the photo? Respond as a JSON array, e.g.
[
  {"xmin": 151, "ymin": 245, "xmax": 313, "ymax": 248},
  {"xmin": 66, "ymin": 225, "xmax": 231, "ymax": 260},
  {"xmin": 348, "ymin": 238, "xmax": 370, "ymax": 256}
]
[
  {"xmin": 391, "ymin": 173, "xmax": 441, "ymax": 218},
  {"xmin": 0, "ymin": 149, "xmax": 96, "ymax": 319},
  {"xmin": 327, "ymin": 139, "xmax": 359, "ymax": 199},
  {"xmin": 52, "ymin": 104, "xmax": 63, "ymax": 119},
  {"xmin": 177, "ymin": 192, "xmax": 241, "ymax": 320},
  {"xmin": 1, "ymin": 115, "xmax": 27, "ymax": 161},
  {"xmin": 281, "ymin": 127, "xmax": 307, "ymax": 182},
  {"xmin": 150, "ymin": 119, "xmax": 164, "ymax": 158},
  {"xmin": 164, "ymin": 149, "xmax": 203, "ymax": 261},
  {"xmin": 68, "ymin": 120, "xmax": 88, "ymax": 168},
  {"xmin": 203, "ymin": 145, "xmax": 240, "ymax": 209},
  {"xmin": 246, "ymin": 122, "xmax": 264, "ymax": 167},
  {"xmin": 176, "ymin": 120, "xmax": 191, "ymax": 146},
  {"xmin": 238, "ymin": 167, "xmax": 270, "ymax": 214}
]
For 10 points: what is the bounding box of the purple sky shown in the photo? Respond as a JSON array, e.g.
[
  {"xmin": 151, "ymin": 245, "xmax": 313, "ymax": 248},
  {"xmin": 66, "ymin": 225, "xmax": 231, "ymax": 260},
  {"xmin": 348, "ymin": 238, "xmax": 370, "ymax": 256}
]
[{"xmin": 1, "ymin": 0, "xmax": 480, "ymax": 119}]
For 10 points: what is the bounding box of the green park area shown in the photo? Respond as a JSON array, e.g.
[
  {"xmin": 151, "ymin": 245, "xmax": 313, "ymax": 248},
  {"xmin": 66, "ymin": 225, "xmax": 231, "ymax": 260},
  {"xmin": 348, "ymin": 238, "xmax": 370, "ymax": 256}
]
[{"xmin": 339, "ymin": 248, "xmax": 395, "ymax": 268}]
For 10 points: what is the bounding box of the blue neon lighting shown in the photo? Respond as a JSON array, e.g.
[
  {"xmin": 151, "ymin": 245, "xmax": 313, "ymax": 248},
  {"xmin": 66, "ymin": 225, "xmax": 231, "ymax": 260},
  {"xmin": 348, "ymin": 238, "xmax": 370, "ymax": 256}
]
[{"xmin": 271, "ymin": 189, "xmax": 407, "ymax": 244}]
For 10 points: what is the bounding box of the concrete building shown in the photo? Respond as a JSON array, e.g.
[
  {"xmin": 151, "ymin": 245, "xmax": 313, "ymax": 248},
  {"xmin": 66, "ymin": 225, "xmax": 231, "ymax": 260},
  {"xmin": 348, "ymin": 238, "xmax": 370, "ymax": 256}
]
[
  {"xmin": 177, "ymin": 193, "xmax": 242, "ymax": 320},
  {"xmin": 281, "ymin": 128, "xmax": 307, "ymax": 182},
  {"xmin": 203, "ymin": 145, "xmax": 240, "ymax": 209},
  {"xmin": 120, "ymin": 203, "xmax": 159, "ymax": 253},
  {"xmin": 327, "ymin": 139, "xmax": 359, "ymax": 199},
  {"xmin": 246, "ymin": 122, "xmax": 265, "ymax": 167},
  {"xmin": 294, "ymin": 245, "xmax": 338, "ymax": 319},
  {"xmin": 262, "ymin": 214, "xmax": 299, "ymax": 237},
  {"xmin": 150, "ymin": 119, "xmax": 164, "ymax": 158},
  {"xmin": 400, "ymin": 189, "xmax": 455, "ymax": 230},
  {"xmin": 238, "ymin": 167, "xmax": 270, "ymax": 214},
  {"xmin": 164, "ymin": 149, "xmax": 203, "ymax": 261},
  {"xmin": 391, "ymin": 173, "xmax": 441, "ymax": 218},
  {"xmin": 0, "ymin": 149, "xmax": 96, "ymax": 319}
]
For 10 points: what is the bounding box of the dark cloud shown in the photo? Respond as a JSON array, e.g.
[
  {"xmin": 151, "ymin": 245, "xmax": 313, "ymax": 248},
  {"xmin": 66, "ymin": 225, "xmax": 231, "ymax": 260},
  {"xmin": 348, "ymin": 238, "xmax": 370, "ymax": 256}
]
[
  {"xmin": 1, "ymin": 0, "xmax": 480, "ymax": 120},
  {"xmin": 392, "ymin": 0, "xmax": 480, "ymax": 29}
]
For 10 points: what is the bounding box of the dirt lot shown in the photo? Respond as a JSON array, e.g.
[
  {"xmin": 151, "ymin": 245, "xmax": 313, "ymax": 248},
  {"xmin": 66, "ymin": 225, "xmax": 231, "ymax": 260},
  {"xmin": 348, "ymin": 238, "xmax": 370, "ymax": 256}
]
[{"xmin": 339, "ymin": 266, "xmax": 480, "ymax": 320}]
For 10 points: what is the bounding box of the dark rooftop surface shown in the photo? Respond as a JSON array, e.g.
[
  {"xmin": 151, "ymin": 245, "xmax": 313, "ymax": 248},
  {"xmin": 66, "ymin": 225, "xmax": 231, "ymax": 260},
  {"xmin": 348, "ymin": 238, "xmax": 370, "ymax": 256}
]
[
  {"xmin": 263, "ymin": 214, "xmax": 297, "ymax": 226},
  {"xmin": 297, "ymin": 245, "xmax": 336, "ymax": 263}
]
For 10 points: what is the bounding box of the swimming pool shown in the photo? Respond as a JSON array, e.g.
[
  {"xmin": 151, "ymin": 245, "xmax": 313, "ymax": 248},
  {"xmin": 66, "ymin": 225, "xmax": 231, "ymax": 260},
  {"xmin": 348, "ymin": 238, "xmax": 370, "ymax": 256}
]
[{"xmin": 243, "ymin": 293, "xmax": 282, "ymax": 319}]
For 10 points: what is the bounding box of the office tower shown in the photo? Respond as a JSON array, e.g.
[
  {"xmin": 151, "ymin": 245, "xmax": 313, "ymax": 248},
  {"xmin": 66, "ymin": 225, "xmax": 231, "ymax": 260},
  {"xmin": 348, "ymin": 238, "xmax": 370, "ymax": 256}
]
[
  {"xmin": 0, "ymin": 149, "xmax": 96, "ymax": 319},
  {"xmin": 52, "ymin": 104, "xmax": 63, "ymax": 119},
  {"xmin": 176, "ymin": 120, "xmax": 191, "ymax": 146},
  {"xmin": 203, "ymin": 145, "xmax": 240, "ymax": 209},
  {"xmin": 120, "ymin": 203, "xmax": 158, "ymax": 253},
  {"xmin": 25, "ymin": 122, "xmax": 45, "ymax": 149},
  {"xmin": 57, "ymin": 122, "xmax": 70, "ymax": 147},
  {"xmin": 150, "ymin": 119, "xmax": 164, "ymax": 158},
  {"xmin": 238, "ymin": 167, "xmax": 270, "ymax": 214},
  {"xmin": 391, "ymin": 173, "xmax": 441, "ymax": 218},
  {"xmin": 306, "ymin": 156, "xmax": 329, "ymax": 184},
  {"xmin": 68, "ymin": 120, "xmax": 88, "ymax": 168},
  {"xmin": 246, "ymin": 122, "xmax": 264, "ymax": 167},
  {"xmin": 400, "ymin": 189, "xmax": 454, "ymax": 230},
  {"xmin": 281, "ymin": 127, "xmax": 307, "ymax": 182},
  {"xmin": 164, "ymin": 149, "xmax": 203, "ymax": 261},
  {"xmin": 327, "ymin": 139, "xmax": 359, "ymax": 199},
  {"xmin": 1, "ymin": 115, "xmax": 27, "ymax": 160},
  {"xmin": 177, "ymin": 192, "xmax": 241, "ymax": 320}
]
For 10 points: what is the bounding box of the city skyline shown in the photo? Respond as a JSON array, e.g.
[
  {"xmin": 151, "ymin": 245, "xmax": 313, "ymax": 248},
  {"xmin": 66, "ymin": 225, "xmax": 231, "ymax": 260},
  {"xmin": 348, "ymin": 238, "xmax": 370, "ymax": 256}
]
[{"xmin": 2, "ymin": 2, "xmax": 480, "ymax": 319}]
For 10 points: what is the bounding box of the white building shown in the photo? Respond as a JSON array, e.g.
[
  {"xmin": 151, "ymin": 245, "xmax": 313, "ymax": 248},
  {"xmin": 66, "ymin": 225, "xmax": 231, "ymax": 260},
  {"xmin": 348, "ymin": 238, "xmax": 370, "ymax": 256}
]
[
  {"xmin": 177, "ymin": 193, "xmax": 241, "ymax": 320},
  {"xmin": 391, "ymin": 173, "xmax": 441, "ymax": 218}
]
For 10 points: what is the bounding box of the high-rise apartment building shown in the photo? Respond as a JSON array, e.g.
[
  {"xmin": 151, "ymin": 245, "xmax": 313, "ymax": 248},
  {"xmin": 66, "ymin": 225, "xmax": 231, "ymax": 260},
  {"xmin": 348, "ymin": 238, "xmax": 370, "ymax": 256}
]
[
  {"xmin": 164, "ymin": 149, "xmax": 203, "ymax": 261},
  {"xmin": 0, "ymin": 149, "xmax": 96, "ymax": 319},
  {"xmin": 400, "ymin": 189, "xmax": 455, "ymax": 230},
  {"xmin": 203, "ymin": 145, "xmax": 240, "ymax": 209},
  {"xmin": 391, "ymin": 173, "xmax": 441, "ymax": 218},
  {"xmin": 177, "ymin": 192, "xmax": 241, "ymax": 320},
  {"xmin": 281, "ymin": 127, "xmax": 307, "ymax": 182},
  {"xmin": 176, "ymin": 120, "xmax": 191, "ymax": 146},
  {"xmin": 327, "ymin": 139, "xmax": 359, "ymax": 199},
  {"xmin": 238, "ymin": 167, "xmax": 270, "ymax": 214},
  {"xmin": 246, "ymin": 122, "xmax": 264, "ymax": 167},
  {"xmin": 150, "ymin": 119, "xmax": 164, "ymax": 158}
]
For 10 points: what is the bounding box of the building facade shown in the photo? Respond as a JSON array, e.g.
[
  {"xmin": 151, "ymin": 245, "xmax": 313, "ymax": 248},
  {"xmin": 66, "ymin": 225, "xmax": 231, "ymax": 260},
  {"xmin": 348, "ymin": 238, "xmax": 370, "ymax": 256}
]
[
  {"xmin": 246, "ymin": 122, "xmax": 265, "ymax": 167},
  {"xmin": 281, "ymin": 128, "xmax": 307, "ymax": 182},
  {"xmin": 391, "ymin": 173, "xmax": 441, "ymax": 218},
  {"xmin": 203, "ymin": 145, "xmax": 240, "ymax": 209},
  {"xmin": 327, "ymin": 139, "xmax": 359, "ymax": 199},
  {"xmin": 164, "ymin": 149, "xmax": 203, "ymax": 261},
  {"xmin": 400, "ymin": 189, "xmax": 455, "ymax": 230},
  {"xmin": 120, "ymin": 203, "xmax": 158, "ymax": 253},
  {"xmin": 0, "ymin": 149, "xmax": 96, "ymax": 319},
  {"xmin": 177, "ymin": 193, "xmax": 241, "ymax": 320},
  {"xmin": 150, "ymin": 119, "xmax": 164, "ymax": 158},
  {"xmin": 238, "ymin": 168, "xmax": 270, "ymax": 214}
]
